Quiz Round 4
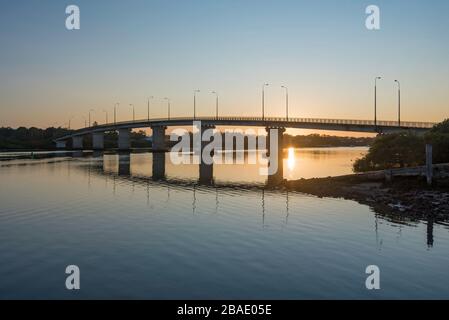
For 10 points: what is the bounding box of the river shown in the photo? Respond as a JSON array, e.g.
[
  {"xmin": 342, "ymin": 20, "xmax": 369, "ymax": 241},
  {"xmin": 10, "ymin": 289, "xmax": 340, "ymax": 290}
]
[{"xmin": 1, "ymin": 147, "xmax": 448, "ymax": 299}]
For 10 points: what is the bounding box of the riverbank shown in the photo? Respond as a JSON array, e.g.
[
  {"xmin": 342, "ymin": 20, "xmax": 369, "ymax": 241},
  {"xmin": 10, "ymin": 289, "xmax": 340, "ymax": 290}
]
[{"xmin": 286, "ymin": 174, "xmax": 449, "ymax": 220}]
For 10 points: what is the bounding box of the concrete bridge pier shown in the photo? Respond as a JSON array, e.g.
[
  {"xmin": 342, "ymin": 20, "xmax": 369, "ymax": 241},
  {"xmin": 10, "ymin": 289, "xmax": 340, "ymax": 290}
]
[
  {"xmin": 151, "ymin": 126, "xmax": 167, "ymax": 152},
  {"xmin": 266, "ymin": 127, "xmax": 285, "ymax": 184},
  {"xmin": 118, "ymin": 152, "xmax": 131, "ymax": 176},
  {"xmin": 199, "ymin": 124, "xmax": 216, "ymax": 184},
  {"xmin": 118, "ymin": 129, "xmax": 131, "ymax": 151},
  {"xmin": 199, "ymin": 162, "xmax": 214, "ymax": 185},
  {"xmin": 92, "ymin": 132, "xmax": 104, "ymax": 150},
  {"xmin": 152, "ymin": 152, "xmax": 166, "ymax": 180},
  {"xmin": 72, "ymin": 136, "xmax": 84, "ymax": 150},
  {"xmin": 56, "ymin": 140, "xmax": 67, "ymax": 149}
]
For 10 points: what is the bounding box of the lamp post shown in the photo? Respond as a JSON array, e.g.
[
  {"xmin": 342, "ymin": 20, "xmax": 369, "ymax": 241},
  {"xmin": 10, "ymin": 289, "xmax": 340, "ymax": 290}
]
[
  {"xmin": 82, "ymin": 116, "xmax": 87, "ymax": 128},
  {"xmin": 394, "ymin": 80, "xmax": 401, "ymax": 127},
  {"xmin": 102, "ymin": 109, "xmax": 108, "ymax": 124},
  {"xmin": 68, "ymin": 116, "xmax": 75, "ymax": 130},
  {"xmin": 88, "ymin": 109, "xmax": 95, "ymax": 127},
  {"xmin": 262, "ymin": 83, "xmax": 269, "ymax": 121},
  {"xmin": 374, "ymin": 77, "xmax": 382, "ymax": 131},
  {"xmin": 114, "ymin": 103, "xmax": 119, "ymax": 124},
  {"xmin": 281, "ymin": 85, "xmax": 288, "ymax": 120},
  {"xmin": 194, "ymin": 89, "xmax": 200, "ymax": 120},
  {"xmin": 211, "ymin": 91, "xmax": 218, "ymax": 119},
  {"xmin": 147, "ymin": 96, "xmax": 153, "ymax": 121},
  {"xmin": 129, "ymin": 104, "xmax": 135, "ymax": 122},
  {"xmin": 164, "ymin": 97, "xmax": 171, "ymax": 120}
]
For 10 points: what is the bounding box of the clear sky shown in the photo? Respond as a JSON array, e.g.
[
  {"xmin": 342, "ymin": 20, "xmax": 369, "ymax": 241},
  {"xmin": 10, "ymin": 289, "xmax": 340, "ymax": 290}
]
[{"xmin": 0, "ymin": 0, "xmax": 448, "ymax": 132}]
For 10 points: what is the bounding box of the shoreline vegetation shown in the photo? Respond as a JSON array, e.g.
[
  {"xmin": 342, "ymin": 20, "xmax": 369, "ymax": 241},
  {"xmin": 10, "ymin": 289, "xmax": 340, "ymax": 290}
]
[{"xmin": 353, "ymin": 119, "xmax": 449, "ymax": 173}]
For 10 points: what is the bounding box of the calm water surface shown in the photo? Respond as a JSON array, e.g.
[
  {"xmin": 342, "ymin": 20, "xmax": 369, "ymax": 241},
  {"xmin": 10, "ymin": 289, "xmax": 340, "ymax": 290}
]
[{"xmin": 1, "ymin": 147, "xmax": 449, "ymax": 299}]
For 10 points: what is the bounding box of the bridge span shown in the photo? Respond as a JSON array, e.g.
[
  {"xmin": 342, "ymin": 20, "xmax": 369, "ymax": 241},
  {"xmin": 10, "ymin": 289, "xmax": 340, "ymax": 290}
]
[
  {"xmin": 54, "ymin": 116, "xmax": 436, "ymax": 184},
  {"xmin": 54, "ymin": 116, "xmax": 435, "ymax": 150}
]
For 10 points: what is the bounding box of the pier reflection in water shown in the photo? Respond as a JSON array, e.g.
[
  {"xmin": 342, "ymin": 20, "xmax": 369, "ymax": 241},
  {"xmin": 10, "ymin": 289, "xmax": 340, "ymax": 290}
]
[
  {"xmin": 101, "ymin": 147, "xmax": 370, "ymax": 184},
  {"xmin": 1, "ymin": 148, "xmax": 449, "ymax": 299},
  {"xmin": 93, "ymin": 151, "xmax": 444, "ymax": 248}
]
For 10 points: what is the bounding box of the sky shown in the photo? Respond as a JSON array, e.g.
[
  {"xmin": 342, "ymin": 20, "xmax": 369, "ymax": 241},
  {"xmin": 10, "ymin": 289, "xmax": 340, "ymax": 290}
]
[{"xmin": 0, "ymin": 0, "xmax": 448, "ymax": 135}]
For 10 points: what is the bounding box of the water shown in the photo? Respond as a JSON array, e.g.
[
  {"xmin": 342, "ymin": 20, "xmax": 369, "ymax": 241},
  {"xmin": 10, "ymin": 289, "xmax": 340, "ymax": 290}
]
[{"xmin": 1, "ymin": 147, "xmax": 449, "ymax": 299}]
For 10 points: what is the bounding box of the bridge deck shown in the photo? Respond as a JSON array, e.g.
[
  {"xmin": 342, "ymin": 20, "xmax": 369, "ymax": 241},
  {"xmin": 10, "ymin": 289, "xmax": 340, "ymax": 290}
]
[{"xmin": 55, "ymin": 116, "xmax": 436, "ymax": 141}]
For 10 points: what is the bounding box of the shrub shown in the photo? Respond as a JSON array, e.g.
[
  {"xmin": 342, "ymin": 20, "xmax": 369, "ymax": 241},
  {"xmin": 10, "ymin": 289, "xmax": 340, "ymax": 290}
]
[{"xmin": 353, "ymin": 132, "xmax": 425, "ymax": 172}]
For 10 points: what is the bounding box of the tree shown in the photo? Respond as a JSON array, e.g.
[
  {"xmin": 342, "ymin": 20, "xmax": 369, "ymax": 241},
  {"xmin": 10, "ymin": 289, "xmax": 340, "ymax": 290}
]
[
  {"xmin": 353, "ymin": 132, "xmax": 425, "ymax": 172},
  {"xmin": 353, "ymin": 119, "xmax": 449, "ymax": 172},
  {"xmin": 426, "ymin": 119, "xmax": 449, "ymax": 164}
]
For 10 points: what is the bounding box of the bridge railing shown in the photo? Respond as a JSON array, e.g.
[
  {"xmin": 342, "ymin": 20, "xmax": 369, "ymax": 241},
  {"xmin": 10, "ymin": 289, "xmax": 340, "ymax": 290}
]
[
  {"xmin": 210, "ymin": 116, "xmax": 435, "ymax": 128},
  {"xmin": 85, "ymin": 116, "xmax": 437, "ymax": 129}
]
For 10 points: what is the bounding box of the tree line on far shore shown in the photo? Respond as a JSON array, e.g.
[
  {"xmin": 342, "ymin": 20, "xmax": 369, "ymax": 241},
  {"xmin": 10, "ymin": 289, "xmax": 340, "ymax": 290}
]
[
  {"xmin": 283, "ymin": 134, "xmax": 373, "ymax": 148},
  {"xmin": 0, "ymin": 127, "xmax": 72, "ymax": 150},
  {"xmin": 0, "ymin": 127, "xmax": 149, "ymax": 150},
  {"xmin": 353, "ymin": 119, "xmax": 449, "ymax": 172}
]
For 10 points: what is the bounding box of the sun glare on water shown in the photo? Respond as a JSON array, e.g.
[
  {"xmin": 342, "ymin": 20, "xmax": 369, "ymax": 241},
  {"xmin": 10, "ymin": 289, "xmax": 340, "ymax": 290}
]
[{"xmin": 287, "ymin": 147, "xmax": 295, "ymax": 171}]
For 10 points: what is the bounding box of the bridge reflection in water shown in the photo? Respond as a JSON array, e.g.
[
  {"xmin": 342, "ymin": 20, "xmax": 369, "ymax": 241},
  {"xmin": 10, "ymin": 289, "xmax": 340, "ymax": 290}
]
[
  {"xmin": 108, "ymin": 150, "xmax": 283, "ymax": 186},
  {"xmin": 69, "ymin": 151, "xmax": 444, "ymax": 248}
]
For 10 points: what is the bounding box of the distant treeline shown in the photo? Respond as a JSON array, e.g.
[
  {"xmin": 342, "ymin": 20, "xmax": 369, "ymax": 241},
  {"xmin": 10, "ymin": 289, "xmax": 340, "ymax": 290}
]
[
  {"xmin": 0, "ymin": 127, "xmax": 149, "ymax": 150},
  {"xmin": 0, "ymin": 126, "xmax": 374, "ymax": 151},
  {"xmin": 0, "ymin": 127, "xmax": 73, "ymax": 150},
  {"xmin": 284, "ymin": 134, "xmax": 373, "ymax": 148},
  {"xmin": 171, "ymin": 132, "xmax": 373, "ymax": 149}
]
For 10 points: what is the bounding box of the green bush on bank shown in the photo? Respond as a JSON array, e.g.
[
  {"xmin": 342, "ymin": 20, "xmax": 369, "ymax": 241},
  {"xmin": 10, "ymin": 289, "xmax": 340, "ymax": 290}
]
[{"xmin": 353, "ymin": 119, "xmax": 449, "ymax": 172}]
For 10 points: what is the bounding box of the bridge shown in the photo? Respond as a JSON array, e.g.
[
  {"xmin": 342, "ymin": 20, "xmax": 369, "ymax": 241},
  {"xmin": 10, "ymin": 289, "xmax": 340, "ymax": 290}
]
[
  {"xmin": 54, "ymin": 116, "xmax": 435, "ymax": 184},
  {"xmin": 54, "ymin": 116, "xmax": 435, "ymax": 150}
]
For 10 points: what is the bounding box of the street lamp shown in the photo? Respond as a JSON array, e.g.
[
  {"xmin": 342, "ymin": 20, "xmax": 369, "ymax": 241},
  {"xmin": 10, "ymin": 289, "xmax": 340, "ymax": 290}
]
[
  {"xmin": 114, "ymin": 103, "xmax": 119, "ymax": 124},
  {"xmin": 129, "ymin": 104, "xmax": 135, "ymax": 122},
  {"xmin": 88, "ymin": 109, "xmax": 95, "ymax": 127},
  {"xmin": 82, "ymin": 116, "xmax": 87, "ymax": 128},
  {"xmin": 164, "ymin": 97, "xmax": 171, "ymax": 120},
  {"xmin": 147, "ymin": 96, "xmax": 153, "ymax": 121},
  {"xmin": 102, "ymin": 109, "xmax": 108, "ymax": 124},
  {"xmin": 281, "ymin": 85, "xmax": 289, "ymax": 120},
  {"xmin": 194, "ymin": 90, "xmax": 200, "ymax": 120},
  {"xmin": 374, "ymin": 77, "xmax": 382, "ymax": 131},
  {"xmin": 68, "ymin": 116, "xmax": 75, "ymax": 130},
  {"xmin": 262, "ymin": 83, "xmax": 269, "ymax": 121},
  {"xmin": 211, "ymin": 91, "xmax": 218, "ymax": 119},
  {"xmin": 394, "ymin": 80, "xmax": 401, "ymax": 127}
]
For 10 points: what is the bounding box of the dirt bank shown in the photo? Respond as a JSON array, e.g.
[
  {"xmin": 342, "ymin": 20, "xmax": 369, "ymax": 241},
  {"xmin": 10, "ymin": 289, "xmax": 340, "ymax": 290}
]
[{"xmin": 286, "ymin": 175, "xmax": 449, "ymax": 221}]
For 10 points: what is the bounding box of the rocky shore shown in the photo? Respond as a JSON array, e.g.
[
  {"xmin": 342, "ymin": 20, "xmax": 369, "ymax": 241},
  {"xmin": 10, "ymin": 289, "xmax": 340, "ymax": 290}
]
[{"xmin": 286, "ymin": 175, "xmax": 449, "ymax": 221}]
